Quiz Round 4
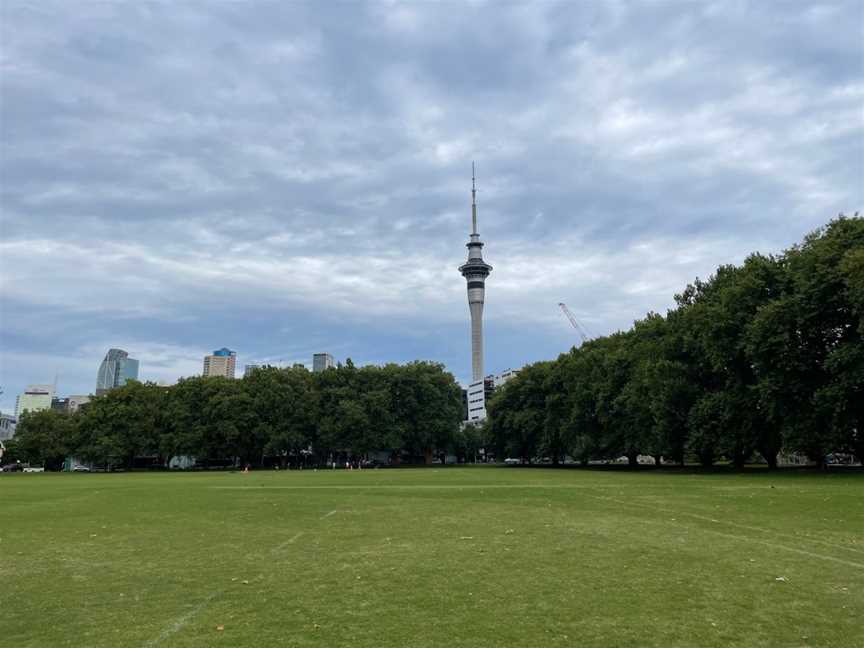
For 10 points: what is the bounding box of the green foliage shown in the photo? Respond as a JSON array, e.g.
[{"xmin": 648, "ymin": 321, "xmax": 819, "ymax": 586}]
[
  {"xmin": 75, "ymin": 380, "xmax": 166, "ymax": 468},
  {"xmin": 10, "ymin": 409, "xmax": 72, "ymax": 470},
  {"xmin": 490, "ymin": 215, "xmax": 864, "ymax": 466},
  {"xmin": 21, "ymin": 362, "xmax": 464, "ymax": 469}
]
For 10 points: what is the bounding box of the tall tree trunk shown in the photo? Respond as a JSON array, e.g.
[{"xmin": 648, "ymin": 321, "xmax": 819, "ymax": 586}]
[
  {"xmin": 761, "ymin": 450, "xmax": 778, "ymax": 470},
  {"xmin": 627, "ymin": 452, "xmax": 639, "ymax": 467},
  {"xmin": 853, "ymin": 418, "xmax": 864, "ymax": 466}
]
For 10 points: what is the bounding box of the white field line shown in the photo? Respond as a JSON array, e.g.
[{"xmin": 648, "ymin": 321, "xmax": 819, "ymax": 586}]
[
  {"xmin": 271, "ymin": 532, "xmax": 304, "ymax": 553},
  {"xmin": 321, "ymin": 509, "xmax": 338, "ymax": 519},
  {"xmin": 595, "ymin": 494, "xmax": 864, "ymax": 557},
  {"xmin": 701, "ymin": 527, "xmax": 864, "ymax": 570},
  {"xmin": 143, "ymin": 591, "xmax": 219, "ymax": 647},
  {"xmin": 590, "ymin": 495, "xmax": 864, "ymax": 569},
  {"xmin": 661, "ymin": 504, "xmax": 864, "ymax": 556}
]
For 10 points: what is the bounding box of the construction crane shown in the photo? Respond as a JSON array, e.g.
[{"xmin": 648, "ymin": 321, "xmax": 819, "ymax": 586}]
[{"xmin": 558, "ymin": 302, "xmax": 592, "ymax": 345}]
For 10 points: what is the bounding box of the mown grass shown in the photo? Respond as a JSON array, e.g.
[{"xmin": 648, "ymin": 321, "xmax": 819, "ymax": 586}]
[{"xmin": 1, "ymin": 467, "xmax": 862, "ymax": 647}]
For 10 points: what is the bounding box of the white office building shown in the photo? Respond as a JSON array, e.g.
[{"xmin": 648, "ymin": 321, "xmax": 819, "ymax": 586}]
[
  {"xmin": 15, "ymin": 384, "xmax": 54, "ymax": 418},
  {"xmin": 313, "ymin": 353, "xmax": 334, "ymax": 373},
  {"xmin": 465, "ymin": 368, "xmax": 521, "ymax": 423}
]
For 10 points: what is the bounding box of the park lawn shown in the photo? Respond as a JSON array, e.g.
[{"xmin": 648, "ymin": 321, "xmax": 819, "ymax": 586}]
[{"xmin": 1, "ymin": 467, "xmax": 862, "ymax": 647}]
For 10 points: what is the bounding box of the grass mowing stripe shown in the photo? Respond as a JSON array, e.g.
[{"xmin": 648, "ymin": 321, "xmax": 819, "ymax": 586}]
[{"xmin": 594, "ymin": 493, "xmax": 864, "ymax": 556}]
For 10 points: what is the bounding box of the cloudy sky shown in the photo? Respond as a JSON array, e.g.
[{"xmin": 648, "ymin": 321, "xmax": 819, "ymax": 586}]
[{"xmin": 1, "ymin": 1, "xmax": 861, "ymax": 411}]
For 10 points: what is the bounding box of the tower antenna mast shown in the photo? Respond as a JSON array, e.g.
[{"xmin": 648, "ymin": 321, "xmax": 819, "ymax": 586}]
[{"xmin": 471, "ymin": 161, "xmax": 478, "ymax": 235}]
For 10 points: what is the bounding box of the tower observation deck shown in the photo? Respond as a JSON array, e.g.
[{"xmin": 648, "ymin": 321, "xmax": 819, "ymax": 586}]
[{"xmin": 458, "ymin": 164, "xmax": 492, "ymax": 382}]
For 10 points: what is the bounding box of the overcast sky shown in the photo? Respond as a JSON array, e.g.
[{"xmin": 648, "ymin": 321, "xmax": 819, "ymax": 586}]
[{"xmin": 1, "ymin": 1, "xmax": 862, "ymax": 411}]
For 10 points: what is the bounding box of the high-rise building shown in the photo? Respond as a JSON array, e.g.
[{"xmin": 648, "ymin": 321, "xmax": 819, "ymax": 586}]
[
  {"xmin": 0, "ymin": 413, "xmax": 17, "ymax": 441},
  {"xmin": 203, "ymin": 348, "xmax": 236, "ymax": 378},
  {"xmin": 466, "ymin": 376, "xmax": 494, "ymax": 423},
  {"xmin": 50, "ymin": 395, "xmax": 91, "ymax": 413},
  {"xmin": 458, "ymin": 164, "xmax": 492, "ymax": 382},
  {"xmin": 313, "ymin": 353, "xmax": 334, "ymax": 373},
  {"xmin": 15, "ymin": 384, "xmax": 54, "ymax": 417},
  {"xmin": 465, "ymin": 369, "xmax": 520, "ymax": 423},
  {"xmin": 96, "ymin": 348, "xmax": 139, "ymax": 395},
  {"xmin": 67, "ymin": 395, "xmax": 91, "ymax": 412},
  {"xmin": 244, "ymin": 364, "xmax": 261, "ymax": 377}
]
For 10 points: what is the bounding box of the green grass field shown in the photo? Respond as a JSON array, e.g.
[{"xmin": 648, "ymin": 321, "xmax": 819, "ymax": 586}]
[{"xmin": 1, "ymin": 467, "xmax": 862, "ymax": 647}]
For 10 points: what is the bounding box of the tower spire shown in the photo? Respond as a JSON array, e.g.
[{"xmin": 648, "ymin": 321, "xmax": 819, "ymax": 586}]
[{"xmin": 471, "ymin": 161, "xmax": 477, "ymax": 235}]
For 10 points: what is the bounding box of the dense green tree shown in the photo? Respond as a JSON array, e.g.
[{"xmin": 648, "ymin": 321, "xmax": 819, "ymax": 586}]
[
  {"xmin": 10, "ymin": 409, "xmax": 72, "ymax": 470},
  {"xmin": 747, "ymin": 216, "xmax": 864, "ymax": 466},
  {"xmin": 11, "ymin": 217, "xmax": 862, "ymax": 471},
  {"xmin": 391, "ymin": 361, "xmax": 464, "ymax": 462},
  {"xmin": 75, "ymin": 381, "xmax": 165, "ymax": 468},
  {"xmin": 487, "ymin": 215, "xmax": 862, "ymax": 469},
  {"xmin": 488, "ymin": 362, "xmax": 551, "ymax": 462},
  {"xmin": 246, "ymin": 366, "xmax": 317, "ymax": 466}
]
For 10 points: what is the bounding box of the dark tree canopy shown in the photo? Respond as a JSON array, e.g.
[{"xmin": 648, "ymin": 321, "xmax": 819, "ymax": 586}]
[
  {"xmin": 10, "ymin": 216, "xmax": 862, "ymax": 470},
  {"xmin": 488, "ymin": 215, "xmax": 864, "ymax": 468},
  {"xmin": 11, "ymin": 361, "xmax": 465, "ymax": 469}
]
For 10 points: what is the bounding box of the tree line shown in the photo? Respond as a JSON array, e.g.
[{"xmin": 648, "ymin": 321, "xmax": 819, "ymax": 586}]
[
  {"xmin": 7, "ymin": 216, "xmax": 862, "ymax": 472},
  {"xmin": 7, "ymin": 360, "xmax": 470, "ymax": 470},
  {"xmin": 488, "ymin": 216, "xmax": 863, "ymax": 468}
]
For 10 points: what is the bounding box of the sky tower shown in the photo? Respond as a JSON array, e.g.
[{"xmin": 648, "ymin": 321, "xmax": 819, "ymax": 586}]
[{"xmin": 459, "ymin": 163, "xmax": 493, "ymax": 382}]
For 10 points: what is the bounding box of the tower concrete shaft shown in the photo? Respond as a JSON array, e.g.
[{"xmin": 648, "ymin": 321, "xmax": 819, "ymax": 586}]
[{"xmin": 458, "ymin": 164, "xmax": 492, "ymax": 382}]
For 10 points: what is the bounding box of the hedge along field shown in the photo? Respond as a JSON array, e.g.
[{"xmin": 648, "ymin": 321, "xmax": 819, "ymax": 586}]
[{"xmin": 1, "ymin": 467, "xmax": 862, "ymax": 647}]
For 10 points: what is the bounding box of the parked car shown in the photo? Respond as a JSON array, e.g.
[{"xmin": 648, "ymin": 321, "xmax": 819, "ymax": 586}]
[
  {"xmin": 503, "ymin": 458, "xmax": 521, "ymax": 465},
  {"xmin": 23, "ymin": 466, "xmax": 45, "ymax": 473},
  {"xmin": 71, "ymin": 465, "xmax": 91, "ymax": 472},
  {"xmin": 1, "ymin": 463, "xmax": 22, "ymax": 472}
]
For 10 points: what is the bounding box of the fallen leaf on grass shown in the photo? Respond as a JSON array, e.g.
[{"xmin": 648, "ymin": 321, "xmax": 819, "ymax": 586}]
[
  {"xmin": 775, "ymin": 576, "xmax": 788, "ymax": 582},
  {"xmin": 216, "ymin": 625, "xmax": 224, "ymax": 632}
]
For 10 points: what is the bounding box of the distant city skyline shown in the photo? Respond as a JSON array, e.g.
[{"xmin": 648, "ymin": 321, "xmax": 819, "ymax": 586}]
[{"xmin": 1, "ymin": 2, "xmax": 861, "ymax": 414}]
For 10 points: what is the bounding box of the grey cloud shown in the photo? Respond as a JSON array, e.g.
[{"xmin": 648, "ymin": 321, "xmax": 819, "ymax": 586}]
[{"xmin": 1, "ymin": 0, "xmax": 861, "ymax": 410}]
